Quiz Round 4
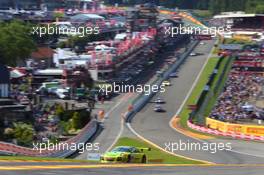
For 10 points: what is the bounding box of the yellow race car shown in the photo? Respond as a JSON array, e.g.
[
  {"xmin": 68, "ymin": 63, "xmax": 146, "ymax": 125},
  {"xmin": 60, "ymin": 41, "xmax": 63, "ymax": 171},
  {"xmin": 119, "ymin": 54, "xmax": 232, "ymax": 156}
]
[{"xmin": 100, "ymin": 146, "xmax": 151, "ymax": 163}]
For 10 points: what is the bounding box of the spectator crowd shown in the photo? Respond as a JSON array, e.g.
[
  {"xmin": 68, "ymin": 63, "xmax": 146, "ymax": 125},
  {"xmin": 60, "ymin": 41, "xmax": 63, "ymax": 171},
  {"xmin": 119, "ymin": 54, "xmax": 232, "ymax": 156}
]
[{"xmin": 210, "ymin": 69, "xmax": 264, "ymax": 122}]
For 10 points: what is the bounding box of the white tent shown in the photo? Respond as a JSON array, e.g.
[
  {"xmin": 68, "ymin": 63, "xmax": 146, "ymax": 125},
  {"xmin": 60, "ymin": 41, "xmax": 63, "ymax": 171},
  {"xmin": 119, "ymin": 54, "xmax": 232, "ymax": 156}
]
[
  {"xmin": 10, "ymin": 69, "xmax": 25, "ymax": 79},
  {"xmin": 71, "ymin": 14, "xmax": 105, "ymax": 21},
  {"xmin": 114, "ymin": 33, "xmax": 127, "ymax": 41}
]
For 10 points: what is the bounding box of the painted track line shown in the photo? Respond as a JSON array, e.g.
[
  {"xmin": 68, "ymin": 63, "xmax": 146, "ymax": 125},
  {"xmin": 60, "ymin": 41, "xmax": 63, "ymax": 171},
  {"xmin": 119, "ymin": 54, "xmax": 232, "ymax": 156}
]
[
  {"xmin": 105, "ymin": 93, "xmax": 134, "ymax": 152},
  {"xmin": 105, "ymin": 114, "xmax": 125, "ymax": 152}
]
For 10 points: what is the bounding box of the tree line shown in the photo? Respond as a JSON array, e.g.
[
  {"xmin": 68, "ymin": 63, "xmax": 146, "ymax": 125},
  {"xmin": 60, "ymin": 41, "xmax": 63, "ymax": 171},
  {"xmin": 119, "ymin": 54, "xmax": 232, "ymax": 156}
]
[
  {"xmin": 105, "ymin": 0, "xmax": 264, "ymax": 14},
  {"xmin": 208, "ymin": 0, "xmax": 264, "ymax": 14}
]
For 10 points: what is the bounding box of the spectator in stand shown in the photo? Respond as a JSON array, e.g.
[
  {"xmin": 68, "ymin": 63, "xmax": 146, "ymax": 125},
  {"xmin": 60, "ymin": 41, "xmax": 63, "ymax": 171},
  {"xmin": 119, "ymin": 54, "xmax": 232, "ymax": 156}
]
[{"xmin": 210, "ymin": 70, "xmax": 264, "ymax": 122}]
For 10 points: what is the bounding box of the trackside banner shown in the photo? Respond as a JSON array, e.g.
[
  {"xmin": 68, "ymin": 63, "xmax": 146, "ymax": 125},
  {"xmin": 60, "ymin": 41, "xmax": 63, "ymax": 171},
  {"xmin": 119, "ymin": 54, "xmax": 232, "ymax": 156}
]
[{"xmin": 206, "ymin": 118, "xmax": 264, "ymax": 136}]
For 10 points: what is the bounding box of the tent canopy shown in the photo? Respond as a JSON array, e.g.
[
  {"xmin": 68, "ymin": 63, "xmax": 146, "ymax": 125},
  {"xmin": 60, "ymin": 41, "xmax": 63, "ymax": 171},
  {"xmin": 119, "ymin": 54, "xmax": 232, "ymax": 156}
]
[{"xmin": 71, "ymin": 14, "xmax": 105, "ymax": 21}]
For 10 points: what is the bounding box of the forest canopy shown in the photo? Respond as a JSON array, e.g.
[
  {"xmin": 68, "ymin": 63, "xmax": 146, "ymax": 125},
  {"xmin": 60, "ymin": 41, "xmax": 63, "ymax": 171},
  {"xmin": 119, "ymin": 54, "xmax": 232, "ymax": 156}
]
[{"xmin": 105, "ymin": 0, "xmax": 264, "ymax": 14}]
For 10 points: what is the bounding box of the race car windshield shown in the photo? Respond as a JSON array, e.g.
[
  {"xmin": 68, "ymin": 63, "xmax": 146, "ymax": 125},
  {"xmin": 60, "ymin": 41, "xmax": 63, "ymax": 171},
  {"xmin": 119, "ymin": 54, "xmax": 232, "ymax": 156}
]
[{"xmin": 112, "ymin": 147, "xmax": 131, "ymax": 152}]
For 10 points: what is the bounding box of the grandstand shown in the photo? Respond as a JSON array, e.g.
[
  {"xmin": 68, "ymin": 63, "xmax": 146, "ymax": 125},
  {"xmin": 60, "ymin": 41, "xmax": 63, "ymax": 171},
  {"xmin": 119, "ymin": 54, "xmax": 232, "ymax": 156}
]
[{"xmin": 211, "ymin": 12, "xmax": 264, "ymax": 41}]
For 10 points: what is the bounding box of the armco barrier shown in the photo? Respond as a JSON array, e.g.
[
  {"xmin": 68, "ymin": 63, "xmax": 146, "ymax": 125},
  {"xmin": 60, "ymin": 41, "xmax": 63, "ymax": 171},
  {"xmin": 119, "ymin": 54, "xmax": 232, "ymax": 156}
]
[
  {"xmin": 126, "ymin": 40, "xmax": 200, "ymax": 122},
  {"xmin": 187, "ymin": 120, "xmax": 264, "ymax": 142},
  {"xmin": 0, "ymin": 119, "xmax": 98, "ymax": 157}
]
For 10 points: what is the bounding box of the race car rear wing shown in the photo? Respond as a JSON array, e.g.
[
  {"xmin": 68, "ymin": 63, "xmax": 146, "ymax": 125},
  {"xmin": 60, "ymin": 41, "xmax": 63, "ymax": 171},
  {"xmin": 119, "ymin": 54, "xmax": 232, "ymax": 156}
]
[{"xmin": 140, "ymin": 148, "xmax": 151, "ymax": 152}]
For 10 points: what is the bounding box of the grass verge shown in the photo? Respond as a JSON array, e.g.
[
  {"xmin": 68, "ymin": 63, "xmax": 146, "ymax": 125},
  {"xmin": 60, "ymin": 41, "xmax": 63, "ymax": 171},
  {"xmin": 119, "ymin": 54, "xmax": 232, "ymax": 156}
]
[
  {"xmin": 114, "ymin": 137, "xmax": 204, "ymax": 164},
  {"xmin": 204, "ymin": 57, "xmax": 233, "ymax": 116},
  {"xmin": 191, "ymin": 10, "xmax": 212, "ymax": 18},
  {"xmin": 179, "ymin": 57, "xmax": 219, "ymax": 128}
]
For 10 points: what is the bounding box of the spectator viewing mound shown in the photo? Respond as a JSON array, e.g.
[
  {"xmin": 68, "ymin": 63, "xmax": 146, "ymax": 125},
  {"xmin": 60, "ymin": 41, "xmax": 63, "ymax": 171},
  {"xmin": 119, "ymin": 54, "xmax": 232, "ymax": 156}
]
[{"xmin": 209, "ymin": 43, "xmax": 264, "ymax": 126}]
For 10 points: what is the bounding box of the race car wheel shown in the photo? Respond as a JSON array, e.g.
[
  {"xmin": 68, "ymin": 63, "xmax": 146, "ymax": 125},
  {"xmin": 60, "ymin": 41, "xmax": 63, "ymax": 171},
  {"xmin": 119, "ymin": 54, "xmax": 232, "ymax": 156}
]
[
  {"xmin": 141, "ymin": 155, "xmax": 147, "ymax": 163},
  {"xmin": 127, "ymin": 155, "xmax": 132, "ymax": 163}
]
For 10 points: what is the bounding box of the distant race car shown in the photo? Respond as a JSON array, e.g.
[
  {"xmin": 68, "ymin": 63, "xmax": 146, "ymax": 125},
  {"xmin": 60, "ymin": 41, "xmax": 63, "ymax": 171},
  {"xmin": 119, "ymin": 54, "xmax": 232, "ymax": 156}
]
[
  {"xmin": 154, "ymin": 105, "xmax": 165, "ymax": 112},
  {"xmin": 190, "ymin": 52, "xmax": 203, "ymax": 56},
  {"xmin": 154, "ymin": 98, "xmax": 165, "ymax": 104},
  {"xmin": 100, "ymin": 146, "xmax": 150, "ymax": 163},
  {"xmin": 190, "ymin": 52, "xmax": 197, "ymax": 56},
  {"xmin": 162, "ymin": 80, "xmax": 171, "ymax": 86},
  {"xmin": 169, "ymin": 72, "xmax": 178, "ymax": 78}
]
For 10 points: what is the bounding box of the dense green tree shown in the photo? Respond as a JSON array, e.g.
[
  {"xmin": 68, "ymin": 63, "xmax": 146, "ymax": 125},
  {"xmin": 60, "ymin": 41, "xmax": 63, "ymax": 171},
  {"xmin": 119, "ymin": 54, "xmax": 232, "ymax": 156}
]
[
  {"xmin": 55, "ymin": 105, "xmax": 65, "ymax": 120},
  {"xmin": 58, "ymin": 121, "xmax": 71, "ymax": 135},
  {"xmin": 12, "ymin": 122, "xmax": 35, "ymax": 146},
  {"xmin": 31, "ymin": 24, "xmax": 60, "ymax": 45},
  {"xmin": 79, "ymin": 110, "xmax": 91, "ymax": 128},
  {"xmin": 208, "ymin": 0, "xmax": 263, "ymax": 14},
  {"xmin": 197, "ymin": 0, "xmax": 209, "ymax": 10},
  {"xmin": 0, "ymin": 20, "xmax": 36, "ymax": 66},
  {"xmin": 256, "ymin": 4, "xmax": 264, "ymax": 13},
  {"xmin": 71, "ymin": 112, "xmax": 82, "ymax": 130}
]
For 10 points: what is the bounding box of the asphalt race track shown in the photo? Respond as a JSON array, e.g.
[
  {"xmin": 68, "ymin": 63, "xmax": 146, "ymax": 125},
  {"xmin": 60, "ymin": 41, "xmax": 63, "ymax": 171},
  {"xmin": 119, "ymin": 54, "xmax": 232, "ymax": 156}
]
[
  {"xmin": 1, "ymin": 163, "xmax": 264, "ymax": 175},
  {"xmin": 130, "ymin": 40, "xmax": 264, "ymax": 164},
  {"xmin": 77, "ymin": 38, "xmax": 193, "ymax": 159},
  {"xmin": 76, "ymin": 93, "xmax": 135, "ymax": 159},
  {"xmin": 2, "ymin": 40, "xmax": 264, "ymax": 175}
]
